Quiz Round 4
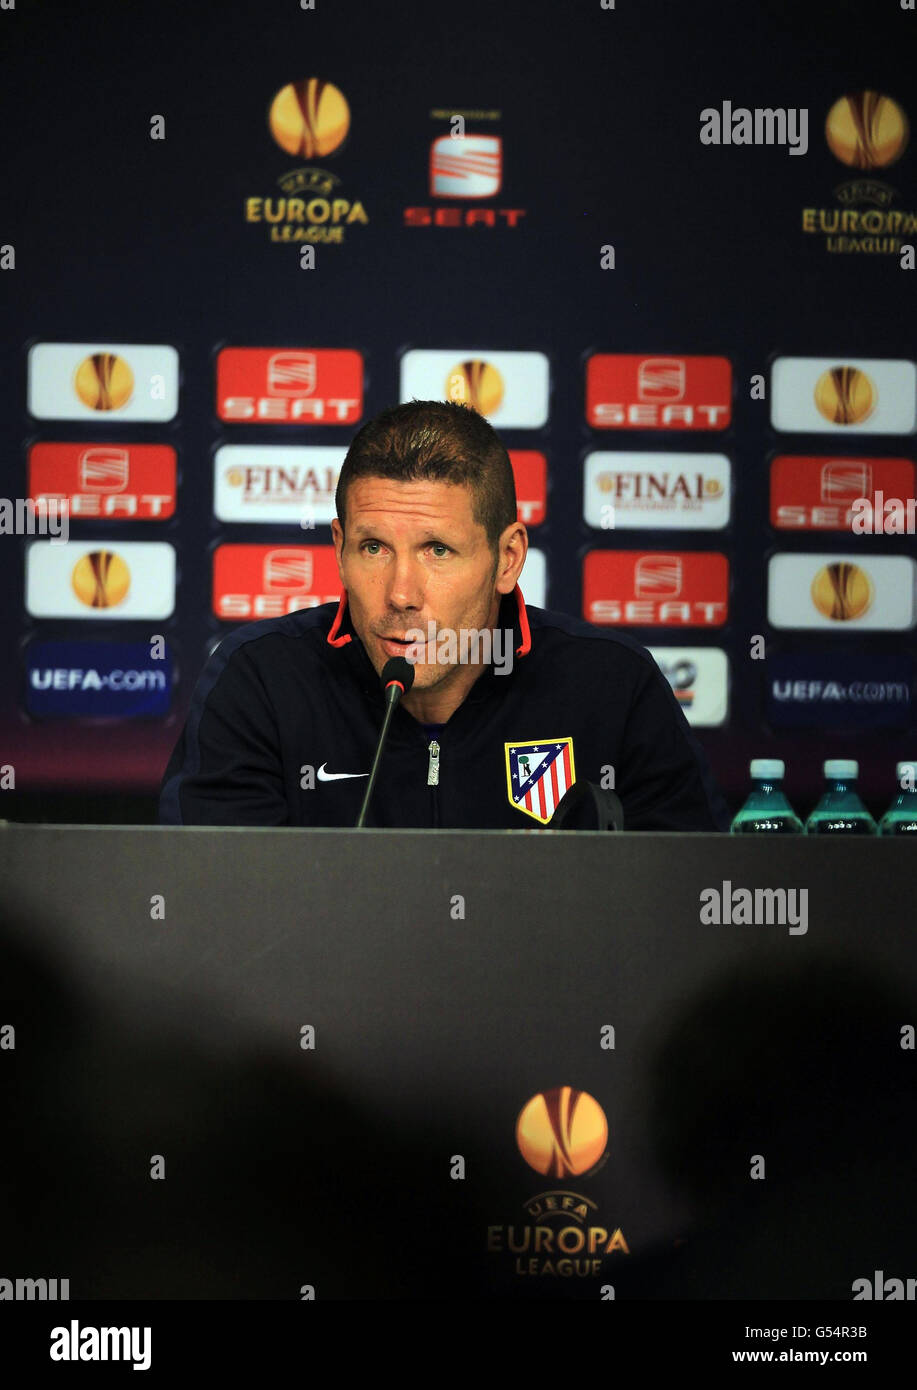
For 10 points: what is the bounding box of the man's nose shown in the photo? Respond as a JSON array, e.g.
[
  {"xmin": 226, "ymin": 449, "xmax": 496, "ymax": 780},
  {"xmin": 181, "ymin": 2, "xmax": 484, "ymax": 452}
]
[{"xmin": 385, "ymin": 552, "xmax": 425, "ymax": 610}]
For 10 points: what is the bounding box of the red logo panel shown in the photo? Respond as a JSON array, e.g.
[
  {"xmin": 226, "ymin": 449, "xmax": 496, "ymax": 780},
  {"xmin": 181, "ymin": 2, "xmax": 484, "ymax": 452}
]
[
  {"xmin": 28, "ymin": 443, "xmax": 176, "ymax": 519},
  {"xmin": 770, "ymin": 456, "xmax": 916, "ymax": 529},
  {"xmin": 216, "ymin": 348, "xmax": 363, "ymax": 424},
  {"xmin": 213, "ymin": 544, "xmax": 342, "ymax": 620},
  {"xmin": 583, "ymin": 550, "xmax": 729, "ymax": 626},
  {"xmin": 508, "ymin": 450, "xmax": 547, "ymax": 525},
  {"xmin": 586, "ymin": 354, "xmax": 732, "ymax": 430}
]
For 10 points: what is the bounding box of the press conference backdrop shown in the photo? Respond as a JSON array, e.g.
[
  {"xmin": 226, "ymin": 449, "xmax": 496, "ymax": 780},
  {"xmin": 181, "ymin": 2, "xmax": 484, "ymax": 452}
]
[{"xmin": 2, "ymin": 0, "xmax": 916, "ymax": 817}]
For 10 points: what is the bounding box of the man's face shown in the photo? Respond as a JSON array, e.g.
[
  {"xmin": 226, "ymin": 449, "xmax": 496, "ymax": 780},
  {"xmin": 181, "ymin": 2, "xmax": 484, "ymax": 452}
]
[{"xmin": 331, "ymin": 476, "xmax": 514, "ymax": 694}]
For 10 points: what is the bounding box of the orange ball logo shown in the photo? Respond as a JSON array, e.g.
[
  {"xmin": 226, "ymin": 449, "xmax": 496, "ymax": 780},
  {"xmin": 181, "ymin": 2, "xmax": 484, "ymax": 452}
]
[
  {"xmin": 71, "ymin": 550, "xmax": 131, "ymax": 609},
  {"xmin": 516, "ymin": 1087, "xmax": 608, "ymax": 1177},
  {"xmin": 814, "ymin": 366, "xmax": 875, "ymax": 426},
  {"xmin": 74, "ymin": 353, "xmax": 134, "ymax": 411},
  {"xmin": 825, "ymin": 92, "xmax": 908, "ymax": 170},
  {"xmin": 446, "ymin": 360, "xmax": 504, "ymax": 417},
  {"xmin": 269, "ymin": 78, "xmax": 350, "ymax": 158},
  {"xmin": 810, "ymin": 562, "xmax": 873, "ymax": 622}
]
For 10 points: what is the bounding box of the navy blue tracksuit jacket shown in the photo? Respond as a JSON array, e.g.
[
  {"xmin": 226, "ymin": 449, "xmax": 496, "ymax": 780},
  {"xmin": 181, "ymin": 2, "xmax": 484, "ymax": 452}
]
[{"xmin": 159, "ymin": 585, "xmax": 730, "ymax": 831}]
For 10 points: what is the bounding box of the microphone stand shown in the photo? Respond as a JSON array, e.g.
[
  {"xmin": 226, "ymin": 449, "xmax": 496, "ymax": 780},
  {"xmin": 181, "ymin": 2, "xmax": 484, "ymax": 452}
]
[{"xmin": 356, "ymin": 656, "xmax": 414, "ymax": 828}]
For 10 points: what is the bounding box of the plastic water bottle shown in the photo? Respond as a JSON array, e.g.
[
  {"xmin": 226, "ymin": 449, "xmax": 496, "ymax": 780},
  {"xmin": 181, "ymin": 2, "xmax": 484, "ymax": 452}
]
[
  {"xmin": 878, "ymin": 761, "xmax": 917, "ymax": 835},
  {"xmin": 730, "ymin": 759, "xmax": 804, "ymax": 834},
  {"xmin": 805, "ymin": 759, "xmax": 877, "ymax": 835}
]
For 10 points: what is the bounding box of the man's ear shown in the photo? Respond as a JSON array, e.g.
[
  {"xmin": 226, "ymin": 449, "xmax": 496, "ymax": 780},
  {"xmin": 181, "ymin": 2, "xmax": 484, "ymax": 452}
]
[
  {"xmin": 496, "ymin": 521, "xmax": 528, "ymax": 594},
  {"xmin": 331, "ymin": 519, "xmax": 345, "ymax": 579}
]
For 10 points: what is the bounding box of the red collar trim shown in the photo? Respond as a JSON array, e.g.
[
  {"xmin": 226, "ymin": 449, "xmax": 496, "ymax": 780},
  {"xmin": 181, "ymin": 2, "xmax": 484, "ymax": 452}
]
[
  {"xmin": 326, "ymin": 583, "xmax": 532, "ymax": 655},
  {"xmin": 513, "ymin": 583, "xmax": 531, "ymax": 655},
  {"xmin": 326, "ymin": 592, "xmax": 352, "ymax": 646}
]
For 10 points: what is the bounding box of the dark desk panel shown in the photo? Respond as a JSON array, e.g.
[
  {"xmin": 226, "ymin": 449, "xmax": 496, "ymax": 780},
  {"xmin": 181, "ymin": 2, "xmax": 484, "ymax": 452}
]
[{"xmin": 1, "ymin": 827, "xmax": 914, "ymax": 1299}]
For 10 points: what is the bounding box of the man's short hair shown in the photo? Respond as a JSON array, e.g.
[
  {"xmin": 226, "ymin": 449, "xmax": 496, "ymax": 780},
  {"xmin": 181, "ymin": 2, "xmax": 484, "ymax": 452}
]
[{"xmin": 335, "ymin": 400, "xmax": 518, "ymax": 556}]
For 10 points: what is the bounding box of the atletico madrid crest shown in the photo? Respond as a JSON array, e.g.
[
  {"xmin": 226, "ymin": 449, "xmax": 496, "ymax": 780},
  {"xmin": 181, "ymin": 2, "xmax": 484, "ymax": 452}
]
[{"xmin": 505, "ymin": 738, "xmax": 576, "ymax": 825}]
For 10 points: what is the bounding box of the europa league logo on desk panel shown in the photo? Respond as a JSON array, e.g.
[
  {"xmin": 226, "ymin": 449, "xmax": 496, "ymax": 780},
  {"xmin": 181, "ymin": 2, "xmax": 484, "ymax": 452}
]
[{"xmin": 486, "ymin": 1087, "xmax": 629, "ymax": 1285}]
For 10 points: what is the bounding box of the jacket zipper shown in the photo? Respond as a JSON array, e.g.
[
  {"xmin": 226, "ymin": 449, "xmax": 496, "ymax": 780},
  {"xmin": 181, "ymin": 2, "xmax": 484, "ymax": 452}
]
[{"xmin": 427, "ymin": 738, "xmax": 440, "ymax": 826}]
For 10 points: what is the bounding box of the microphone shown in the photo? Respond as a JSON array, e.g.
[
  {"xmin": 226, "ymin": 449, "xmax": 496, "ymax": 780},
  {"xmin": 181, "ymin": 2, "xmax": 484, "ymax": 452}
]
[
  {"xmin": 549, "ymin": 780, "xmax": 624, "ymax": 831},
  {"xmin": 355, "ymin": 656, "xmax": 415, "ymax": 828}
]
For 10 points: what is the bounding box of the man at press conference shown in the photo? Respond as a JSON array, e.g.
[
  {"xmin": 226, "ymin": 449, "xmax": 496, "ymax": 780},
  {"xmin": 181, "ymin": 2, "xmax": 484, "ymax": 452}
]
[{"xmin": 159, "ymin": 400, "xmax": 730, "ymax": 831}]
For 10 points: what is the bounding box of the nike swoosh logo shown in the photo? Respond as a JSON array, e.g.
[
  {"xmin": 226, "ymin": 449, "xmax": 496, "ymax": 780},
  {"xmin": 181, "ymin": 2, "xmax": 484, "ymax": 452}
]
[{"xmin": 317, "ymin": 763, "xmax": 369, "ymax": 781}]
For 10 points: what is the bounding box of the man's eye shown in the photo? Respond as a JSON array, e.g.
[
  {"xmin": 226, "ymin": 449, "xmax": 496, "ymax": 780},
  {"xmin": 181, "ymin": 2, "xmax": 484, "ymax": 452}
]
[{"xmin": 360, "ymin": 540, "xmax": 449, "ymax": 556}]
